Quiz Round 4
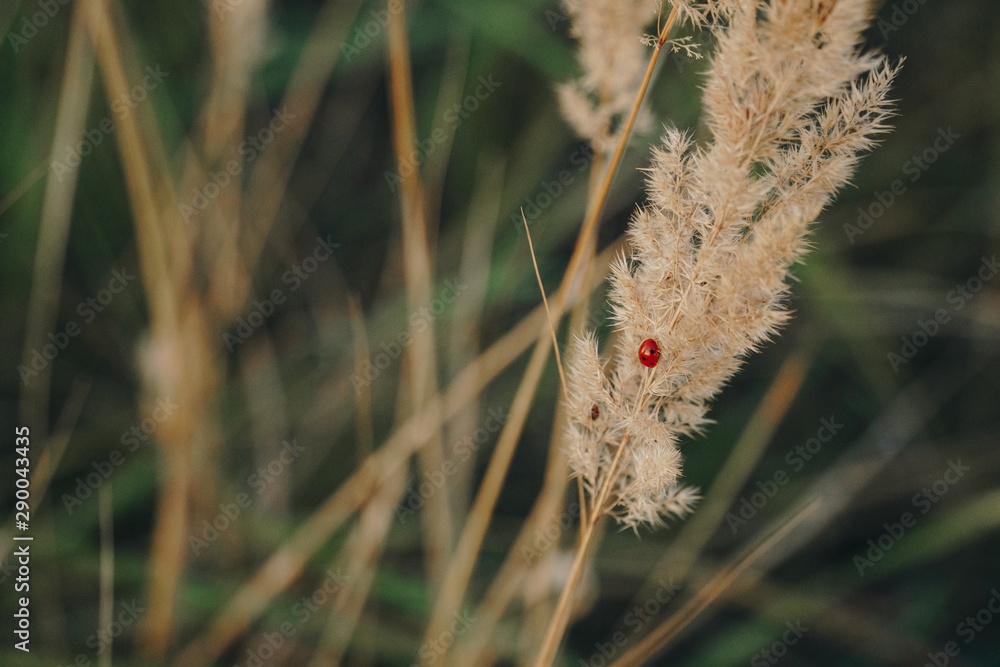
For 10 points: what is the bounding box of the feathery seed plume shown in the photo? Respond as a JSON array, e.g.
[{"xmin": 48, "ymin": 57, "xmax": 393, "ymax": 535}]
[
  {"xmin": 564, "ymin": 0, "xmax": 899, "ymax": 530},
  {"xmin": 557, "ymin": 0, "xmax": 660, "ymax": 151}
]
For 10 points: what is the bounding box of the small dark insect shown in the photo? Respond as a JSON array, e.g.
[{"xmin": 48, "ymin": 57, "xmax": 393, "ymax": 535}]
[
  {"xmin": 638, "ymin": 338, "xmax": 660, "ymax": 368},
  {"xmin": 590, "ymin": 405, "xmax": 600, "ymax": 420}
]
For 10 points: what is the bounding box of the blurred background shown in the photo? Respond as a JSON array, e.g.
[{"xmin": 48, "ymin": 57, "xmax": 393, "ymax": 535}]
[{"xmin": 1, "ymin": 0, "xmax": 998, "ymax": 665}]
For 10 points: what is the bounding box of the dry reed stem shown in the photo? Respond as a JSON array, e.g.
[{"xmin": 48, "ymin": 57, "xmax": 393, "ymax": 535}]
[
  {"xmin": 524, "ymin": 211, "xmax": 569, "ymax": 395},
  {"xmin": 186, "ymin": 0, "xmax": 268, "ymax": 322},
  {"xmin": 387, "ymin": 0, "xmax": 455, "ymax": 590},
  {"xmin": 82, "ymin": 0, "xmax": 194, "ymax": 655},
  {"xmin": 309, "ymin": 285, "xmax": 404, "ymax": 666},
  {"xmin": 423, "ymin": 257, "xmax": 613, "ymax": 659},
  {"xmin": 452, "ymin": 297, "xmax": 594, "ymax": 667},
  {"xmin": 311, "ymin": 461, "xmax": 408, "ymax": 666},
  {"xmin": 423, "ymin": 10, "xmax": 680, "ymax": 654},
  {"xmin": 526, "ymin": 12, "xmax": 683, "ymax": 665},
  {"xmin": 83, "ymin": 0, "xmax": 178, "ymax": 331},
  {"xmin": 177, "ymin": 242, "xmax": 623, "ymax": 666},
  {"xmin": 18, "ymin": 2, "xmax": 93, "ymax": 436},
  {"xmin": 422, "ymin": 297, "xmax": 560, "ymax": 663},
  {"xmin": 200, "ymin": 0, "xmax": 265, "ymax": 162},
  {"xmin": 98, "ymin": 484, "xmax": 114, "ymax": 667},
  {"xmin": 567, "ymin": 4, "xmax": 679, "ymax": 303}
]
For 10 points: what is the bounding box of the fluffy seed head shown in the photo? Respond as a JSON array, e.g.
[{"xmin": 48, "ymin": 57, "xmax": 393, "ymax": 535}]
[{"xmin": 564, "ymin": 0, "xmax": 899, "ymax": 531}]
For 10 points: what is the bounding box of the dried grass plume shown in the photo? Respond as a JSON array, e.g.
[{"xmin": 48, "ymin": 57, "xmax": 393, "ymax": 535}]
[
  {"xmin": 557, "ymin": 0, "xmax": 659, "ymax": 151},
  {"xmin": 563, "ymin": 0, "xmax": 899, "ymax": 530}
]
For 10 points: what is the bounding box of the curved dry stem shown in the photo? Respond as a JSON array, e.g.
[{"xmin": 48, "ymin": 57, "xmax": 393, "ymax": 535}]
[{"xmin": 387, "ymin": 0, "xmax": 454, "ymax": 591}]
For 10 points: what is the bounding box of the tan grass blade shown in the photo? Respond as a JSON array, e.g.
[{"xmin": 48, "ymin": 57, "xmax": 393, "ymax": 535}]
[
  {"xmin": 454, "ymin": 186, "xmax": 604, "ymax": 666},
  {"xmin": 307, "ymin": 297, "xmax": 396, "ymax": 666},
  {"xmin": 523, "ymin": 210, "xmax": 568, "ymax": 395},
  {"xmin": 532, "ymin": 430, "xmax": 632, "ymax": 667},
  {"xmin": 310, "ymin": 461, "xmax": 407, "ymax": 666},
  {"xmin": 615, "ymin": 502, "xmax": 822, "ymax": 666},
  {"xmin": 387, "ymin": 0, "xmax": 454, "ymax": 589},
  {"xmin": 82, "ymin": 0, "xmax": 190, "ymax": 655}
]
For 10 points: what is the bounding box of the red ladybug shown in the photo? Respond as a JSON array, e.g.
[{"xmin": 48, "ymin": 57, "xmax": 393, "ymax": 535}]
[
  {"xmin": 590, "ymin": 405, "xmax": 600, "ymax": 420},
  {"xmin": 638, "ymin": 338, "xmax": 660, "ymax": 368}
]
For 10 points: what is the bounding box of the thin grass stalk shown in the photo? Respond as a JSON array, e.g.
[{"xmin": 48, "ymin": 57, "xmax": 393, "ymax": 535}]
[
  {"xmin": 422, "ymin": 307, "xmax": 558, "ymax": 664},
  {"xmin": 387, "ymin": 0, "xmax": 455, "ymax": 590},
  {"xmin": 185, "ymin": 0, "xmax": 268, "ymax": 324},
  {"xmin": 0, "ymin": 378, "xmax": 89, "ymax": 568},
  {"xmin": 450, "ymin": 311, "xmax": 589, "ymax": 667},
  {"xmin": 310, "ymin": 451, "xmax": 408, "ymax": 667},
  {"xmin": 82, "ymin": 0, "xmax": 193, "ymax": 656},
  {"xmin": 0, "ymin": 162, "xmax": 47, "ymax": 218},
  {"xmin": 82, "ymin": 0, "xmax": 177, "ymax": 330},
  {"xmin": 308, "ymin": 301, "xmax": 394, "ymax": 666},
  {"xmin": 524, "ymin": 212, "xmax": 569, "ymax": 394}
]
